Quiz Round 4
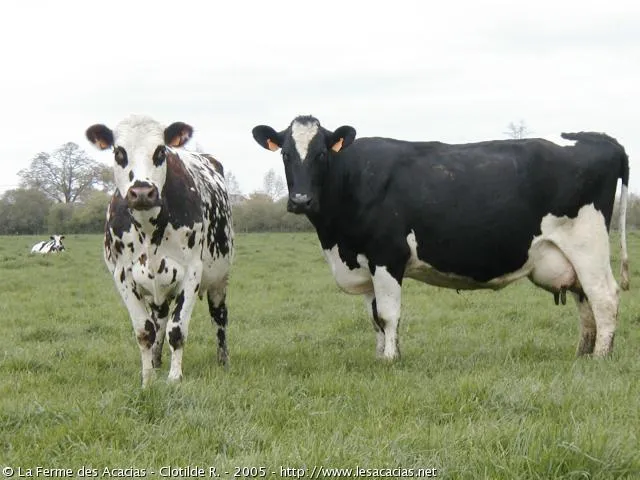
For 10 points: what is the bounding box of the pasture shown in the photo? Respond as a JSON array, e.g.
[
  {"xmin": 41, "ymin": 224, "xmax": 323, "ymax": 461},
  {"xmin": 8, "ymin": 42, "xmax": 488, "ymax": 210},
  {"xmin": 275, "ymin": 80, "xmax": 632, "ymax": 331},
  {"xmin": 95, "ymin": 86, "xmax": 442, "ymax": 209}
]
[{"xmin": 1, "ymin": 232, "xmax": 639, "ymax": 479}]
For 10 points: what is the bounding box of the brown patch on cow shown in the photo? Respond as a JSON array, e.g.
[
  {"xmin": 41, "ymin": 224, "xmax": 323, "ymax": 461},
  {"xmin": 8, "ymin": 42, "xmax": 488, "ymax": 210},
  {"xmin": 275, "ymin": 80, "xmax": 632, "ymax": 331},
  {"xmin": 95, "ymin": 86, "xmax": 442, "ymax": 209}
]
[
  {"xmin": 201, "ymin": 154, "xmax": 224, "ymax": 176},
  {"xmin": 114, "ymin": 239, "xmax": 124, "ymax": 255},
  {"xmin": 149, "ymin": 153, "xmax": 202, "ymax": 247},
  {"xmin": 137, "ymin": 319, "xmax": 156, "ymax": 349},
  {"xmin": 168, "ymin": 326, "xmax": 183, "ymax": 350},
  {"xmin": 139, "ymin": 253, "xmax": 147, "ymax": 265},
  {"xmin": 188, "ymin": 231, "xmax": 196, "ymax": 249}
]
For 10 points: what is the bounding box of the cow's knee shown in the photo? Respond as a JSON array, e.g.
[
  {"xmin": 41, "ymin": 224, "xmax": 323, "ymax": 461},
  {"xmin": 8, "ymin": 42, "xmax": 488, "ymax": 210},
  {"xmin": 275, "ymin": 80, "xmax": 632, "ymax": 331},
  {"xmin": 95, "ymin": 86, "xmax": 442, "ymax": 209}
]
[
  {"xmin": 580, "ymin": 279, "xmax": 619, "ymax": 357},
  {"xmin": 135, "ymin": 319, "xmax": 156, "ymax": 387},
  {"xmin": 573, "ymin": 293, "xmax": 596, "ymax": 356}
]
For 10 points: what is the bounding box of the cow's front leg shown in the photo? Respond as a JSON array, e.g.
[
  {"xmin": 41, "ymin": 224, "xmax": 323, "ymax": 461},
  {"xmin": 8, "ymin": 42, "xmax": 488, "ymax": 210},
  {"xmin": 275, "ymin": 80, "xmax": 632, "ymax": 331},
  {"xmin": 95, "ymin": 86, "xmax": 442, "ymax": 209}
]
[
  {"xmin": 116, "ymin": 269, "xmax": 156, "ymax": 387},
  {"xmin": 150, "ymin": 300, "xmax": 170, "ymax": 368},
  {"xmin": 364, "ymin": 293, "xmax": 385, "ymax": 358},
  {"xmin": 371, "ymin": 266, "xmax": 403, "ymax": 360},
  {"xmin": 167, "ymin": 266, "xmax": 203, "ymax": 382}
]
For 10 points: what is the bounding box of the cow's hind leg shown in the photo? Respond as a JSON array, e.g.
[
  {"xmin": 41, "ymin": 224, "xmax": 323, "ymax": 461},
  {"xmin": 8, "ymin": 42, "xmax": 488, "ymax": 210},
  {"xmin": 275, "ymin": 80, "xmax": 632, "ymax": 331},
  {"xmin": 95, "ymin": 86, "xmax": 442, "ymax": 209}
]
[
  {"xmin": 364, "ymin": 293, "xmax": 385, "ymax": 358},
  {"xmin": 371, "ymin": 266, "xmax": 403, "ymax": 360},
  {"xmin": 552, "ymin": 210, "xmax": 620, "ymax": 357},
  {"xmin": 207, "ymin": 287, "xmax": 229, "ymax": 367},
  {"xmin": 581, "ymin": 278, "xmax": 619, "ymax": 357},
  {"xmin": 572, "ymin": 293, "xmax": 596, "ymax": 356}
]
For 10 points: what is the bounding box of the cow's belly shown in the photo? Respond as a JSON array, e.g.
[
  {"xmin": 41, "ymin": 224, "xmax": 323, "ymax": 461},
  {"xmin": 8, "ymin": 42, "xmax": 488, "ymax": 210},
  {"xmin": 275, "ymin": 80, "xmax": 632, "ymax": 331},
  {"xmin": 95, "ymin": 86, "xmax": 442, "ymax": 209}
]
[
  {"xmin": 405, "ymin": 209, "xmax": 588, "ymax": 292},
  {"xmin": 323, "ymin": 246, "xmax": 373, "ymax": 294}
]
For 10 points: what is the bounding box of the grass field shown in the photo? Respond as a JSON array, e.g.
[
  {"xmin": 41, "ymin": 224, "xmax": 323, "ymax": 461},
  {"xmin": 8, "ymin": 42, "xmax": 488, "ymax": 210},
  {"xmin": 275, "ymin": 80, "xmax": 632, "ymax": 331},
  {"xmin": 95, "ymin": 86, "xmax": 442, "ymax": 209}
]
[{"xmin": 1, "ymin": 231, "xmax": 640, "ymax": 479}]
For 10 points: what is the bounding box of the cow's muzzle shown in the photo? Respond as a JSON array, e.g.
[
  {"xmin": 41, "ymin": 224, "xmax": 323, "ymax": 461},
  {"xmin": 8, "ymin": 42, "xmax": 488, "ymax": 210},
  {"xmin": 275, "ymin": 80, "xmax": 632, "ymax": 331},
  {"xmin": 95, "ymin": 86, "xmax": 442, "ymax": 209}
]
[
  {"xmin": 287, "ymin": 193, "xmax": 314, "ymax": 214},
  {"xmin": 126, "ymin": 183, "xmax": 161, "ymax": 210}
]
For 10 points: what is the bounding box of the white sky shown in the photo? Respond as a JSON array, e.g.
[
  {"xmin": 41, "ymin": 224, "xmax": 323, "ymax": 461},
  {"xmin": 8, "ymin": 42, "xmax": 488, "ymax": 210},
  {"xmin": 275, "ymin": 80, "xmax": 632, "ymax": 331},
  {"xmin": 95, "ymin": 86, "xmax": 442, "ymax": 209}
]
[{"xmin": 1, "ymin": 0, "xmax": 639, "ymax": 195}]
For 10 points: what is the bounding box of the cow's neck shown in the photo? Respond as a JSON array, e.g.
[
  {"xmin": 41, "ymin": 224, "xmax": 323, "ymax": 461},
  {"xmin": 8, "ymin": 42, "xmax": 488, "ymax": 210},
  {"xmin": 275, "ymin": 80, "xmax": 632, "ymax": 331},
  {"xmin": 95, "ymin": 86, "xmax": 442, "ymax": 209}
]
[{"xmin": 307, "ymin": 154, "xmax": 351, "ymax": 250}]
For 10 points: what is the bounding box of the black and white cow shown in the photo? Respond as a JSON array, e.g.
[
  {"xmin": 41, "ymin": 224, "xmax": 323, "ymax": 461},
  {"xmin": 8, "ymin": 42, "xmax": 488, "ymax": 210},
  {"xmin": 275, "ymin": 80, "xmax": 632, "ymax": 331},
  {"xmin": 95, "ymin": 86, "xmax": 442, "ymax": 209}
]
[
  {"xmin": 31, "ymin": 235, "xmax": 65, "ymax": 254},
  {"xmin": 253, "ymin": 116, "xmax": 629, "ymax": 360},
  {"xmin": 86, "ymin": 115, "xmax": 234, "ymax": 387}
]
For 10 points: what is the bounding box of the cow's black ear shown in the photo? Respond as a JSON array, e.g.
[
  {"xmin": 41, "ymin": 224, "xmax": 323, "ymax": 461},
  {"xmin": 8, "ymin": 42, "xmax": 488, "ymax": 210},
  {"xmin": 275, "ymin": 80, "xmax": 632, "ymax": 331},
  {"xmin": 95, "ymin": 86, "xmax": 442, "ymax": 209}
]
[
  {"xmin": 50, "ymin": 236, "xmax": 54, "ymax": 240},
  {"xmin": 329, "ymin": 126, "xmax": 356, "ymax": 152},
  {"xmin": 60, "ymin": 235, "xmax": 65, "ymax": 239},
  {"xmin": 86, "ymin": 124, "xmax": 114, "ymax": 150},
  {"xmin": 252, "ymin": 125, "xmax": 282, "ymax": 152},
  {"xmin": 164, "ymin": 122, "xmax": 193, "ymax": 147}
]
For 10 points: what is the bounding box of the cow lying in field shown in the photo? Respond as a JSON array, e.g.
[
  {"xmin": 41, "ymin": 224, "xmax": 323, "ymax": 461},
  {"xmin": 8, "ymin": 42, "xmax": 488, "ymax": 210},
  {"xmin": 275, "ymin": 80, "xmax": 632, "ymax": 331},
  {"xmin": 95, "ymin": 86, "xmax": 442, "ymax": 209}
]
[
  {"xmin": 252, "ymin": 116, "xmax": 629, "ymax": 360},
  {"xmin": 31, "ymin": 235, "xmax": 65, "ymax": 254},
  {"xmin": 86, "ymin": 115, "xmax": 234, "ymax": 387}
]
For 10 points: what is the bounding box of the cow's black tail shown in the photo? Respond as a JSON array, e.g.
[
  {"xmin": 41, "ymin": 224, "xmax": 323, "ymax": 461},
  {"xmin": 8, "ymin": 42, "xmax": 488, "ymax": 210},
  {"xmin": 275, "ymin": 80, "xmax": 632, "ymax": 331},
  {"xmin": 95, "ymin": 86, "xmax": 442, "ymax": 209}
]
[{"xmin": 561, "ymin": 131, "xmax": 630, "ymax": 290}]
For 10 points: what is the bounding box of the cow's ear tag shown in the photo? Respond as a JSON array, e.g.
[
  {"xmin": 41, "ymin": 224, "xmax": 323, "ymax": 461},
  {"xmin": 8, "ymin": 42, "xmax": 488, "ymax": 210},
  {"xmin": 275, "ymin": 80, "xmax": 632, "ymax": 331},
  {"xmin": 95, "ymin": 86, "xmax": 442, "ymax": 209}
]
[
  {"xmin": 267, "ymin": 139, "xmax": 280, "ymax": 152},
  {"xmin": 331, "ymin": 138, "xmax": 344, "ymax": 152}
]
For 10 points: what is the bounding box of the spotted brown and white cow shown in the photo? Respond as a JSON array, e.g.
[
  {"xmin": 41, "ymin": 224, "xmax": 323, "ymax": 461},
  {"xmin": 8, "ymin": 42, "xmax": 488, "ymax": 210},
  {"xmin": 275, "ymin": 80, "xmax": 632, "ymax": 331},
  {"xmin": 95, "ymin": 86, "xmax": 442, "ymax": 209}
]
[
  {"xmin": 86, "ymin": 115, "xmax": 234, "ymax": 387},
  {"xmin": 31, "ymin": 235, "xmax": 65, "ymax": 254},
  {"xmin": 253, "ymin": 116, "xmax": 629, "ymax": 360}
]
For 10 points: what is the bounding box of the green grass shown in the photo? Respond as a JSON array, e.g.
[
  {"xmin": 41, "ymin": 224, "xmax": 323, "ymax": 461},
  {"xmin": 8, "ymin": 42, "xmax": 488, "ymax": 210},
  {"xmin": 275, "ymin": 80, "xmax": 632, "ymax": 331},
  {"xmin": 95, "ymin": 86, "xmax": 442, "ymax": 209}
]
[{"xmin": 1, "ymin": 232, "xmax": 640, "ymax": 479}]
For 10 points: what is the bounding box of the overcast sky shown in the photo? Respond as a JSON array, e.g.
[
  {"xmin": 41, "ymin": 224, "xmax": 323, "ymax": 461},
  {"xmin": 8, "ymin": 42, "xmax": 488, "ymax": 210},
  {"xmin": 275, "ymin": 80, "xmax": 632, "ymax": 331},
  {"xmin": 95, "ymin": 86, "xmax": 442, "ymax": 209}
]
[{"xmin": 1, "ymin": 0, "xmax": 639, "ymax": 195}]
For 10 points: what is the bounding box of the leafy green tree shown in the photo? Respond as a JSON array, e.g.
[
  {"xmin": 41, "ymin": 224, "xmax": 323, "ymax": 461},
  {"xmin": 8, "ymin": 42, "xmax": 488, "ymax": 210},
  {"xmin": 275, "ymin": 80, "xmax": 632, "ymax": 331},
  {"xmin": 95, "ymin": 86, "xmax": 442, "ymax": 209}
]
[
  {"xmin": 47, "ymin": 203, "xmax": 75, "ymax": 234},
  {"xmin": 0, "ymin": 188, "xmax": 52, "ymax": 234},
  {"xmin": 68, "ymin": 191, "xmax": 111, "ymax": 233}
]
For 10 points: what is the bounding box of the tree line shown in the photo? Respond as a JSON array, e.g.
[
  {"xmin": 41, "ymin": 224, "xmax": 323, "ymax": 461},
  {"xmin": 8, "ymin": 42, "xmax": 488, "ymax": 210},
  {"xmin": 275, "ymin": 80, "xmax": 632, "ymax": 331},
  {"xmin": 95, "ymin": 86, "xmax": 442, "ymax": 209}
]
[
  {"xmin": 0, "ymin": 142, "xmax": 312, "ymax": 235},
  {"xmin": 3, "ymin": 127, "xmax": 638, "ymax": 236}
]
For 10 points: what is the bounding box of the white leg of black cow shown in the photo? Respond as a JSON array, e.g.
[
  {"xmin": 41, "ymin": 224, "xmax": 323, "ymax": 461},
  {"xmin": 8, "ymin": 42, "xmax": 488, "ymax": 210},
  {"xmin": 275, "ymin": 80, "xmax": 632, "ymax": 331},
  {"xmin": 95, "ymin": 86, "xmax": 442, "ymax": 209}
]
[
  {"xmin": 561, "ymin": 247, "xmax": 618, "ymax": 356},
  {"xmin": 571, "ymin": 293, "xmax": 596, "ymax": 356},
  {"xmin": 583, "ymin": 277, "xmax": 619, "ymax": 357},
  {"xmin": 550, "ymin": 208, "xmax": 620, "ymax": 357},
  {"xmin": 207, "ymin": 286, "xmax": 229, "ymax": 367},
  {"xmin": 167, "ymin": 268, "xmax": 202, "ymax": 382},
  {"xmin": 116, "ymin": 275, "xmax": 156, "ymax": 387},
  {"xmin": 151, "ymin": 301, "xmax": 169, "ymax": 368},
  {"xmin": 364, "ymin": 293, "xmax": 385, "ymax": 358},
  {"xmin": 371, "ymin": 267, "xmax": 402, "ymax": 360}
]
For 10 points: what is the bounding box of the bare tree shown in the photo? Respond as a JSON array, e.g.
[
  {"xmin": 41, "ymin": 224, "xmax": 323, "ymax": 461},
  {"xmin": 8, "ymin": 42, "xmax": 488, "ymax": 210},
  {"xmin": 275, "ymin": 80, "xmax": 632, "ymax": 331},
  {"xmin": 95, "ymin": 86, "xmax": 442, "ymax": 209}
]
[
  {"xmin": 504, "ymin": 120, "xmax": 531, "ymax": 139},
  {"xmin": 225, "ymin": 170, "xmax": 242, "ymax": 196},
  {"xmin": 19, "ymin": 142, "xmax": 107, "ymax": 203},
  {"xmin": 262, "ymin": 168, "xmax": 286, "ymax": 201}
]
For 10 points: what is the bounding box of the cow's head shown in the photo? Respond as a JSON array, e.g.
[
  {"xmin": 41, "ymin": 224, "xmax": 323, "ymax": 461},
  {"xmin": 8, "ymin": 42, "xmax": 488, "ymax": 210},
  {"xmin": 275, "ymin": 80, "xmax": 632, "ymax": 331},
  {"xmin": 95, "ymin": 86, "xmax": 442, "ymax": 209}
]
[
  {"xmin": 86, "ymin": 115, "xmax": 193, "ymax": 211},
  {"xmin": 51, "ymin": 235, "xmax": 65, "ymax": 252},
  {"xmin": 252, "ymin": 116, "xmax": 356, "ymax": 214}
]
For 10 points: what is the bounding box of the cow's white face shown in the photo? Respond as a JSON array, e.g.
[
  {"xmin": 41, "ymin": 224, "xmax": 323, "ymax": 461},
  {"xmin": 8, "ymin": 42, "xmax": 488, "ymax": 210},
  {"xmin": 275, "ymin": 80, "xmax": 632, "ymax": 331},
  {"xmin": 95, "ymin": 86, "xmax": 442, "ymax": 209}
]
[
  {"xmin": 86, "ymin": 115, "xmax": 193, "ymax": 211},
  {"xmin": 112, "ymin": 117, "xmax": 167, "ymax": 202},
  {"xmin": 51, "ymin": 235, "xmax": 65, "ymax": 251}
]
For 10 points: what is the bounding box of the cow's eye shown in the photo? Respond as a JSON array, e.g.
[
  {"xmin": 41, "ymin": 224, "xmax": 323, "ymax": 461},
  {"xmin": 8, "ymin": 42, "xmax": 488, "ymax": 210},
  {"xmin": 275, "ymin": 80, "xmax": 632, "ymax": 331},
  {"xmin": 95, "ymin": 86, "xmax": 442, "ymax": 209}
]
[
  {"xmin": 282, "ymin": 152, "xmax": 290, "ymax": 163},
  {"xmin": 317, "ymin": 151, "xmax": 326, "ymax": 160},
  {"xmin": 114, "ymin": 147, "xmax": 128, "ymax": 168},
  {"xmin": 153, "ymin": 146, "xmax": 166, "ymax": 166}
]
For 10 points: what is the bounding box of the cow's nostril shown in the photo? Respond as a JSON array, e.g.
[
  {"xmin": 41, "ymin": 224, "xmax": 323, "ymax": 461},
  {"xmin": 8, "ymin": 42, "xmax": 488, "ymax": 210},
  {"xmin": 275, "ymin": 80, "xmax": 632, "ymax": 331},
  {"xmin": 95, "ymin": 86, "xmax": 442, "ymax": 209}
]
[
  {"xmin": 129, "ymin": 190, "xmax": 138, "ymax": 199},
  {"xmin": 148, "ymin": 188, "xmax": 157, "ymax": 200}
]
